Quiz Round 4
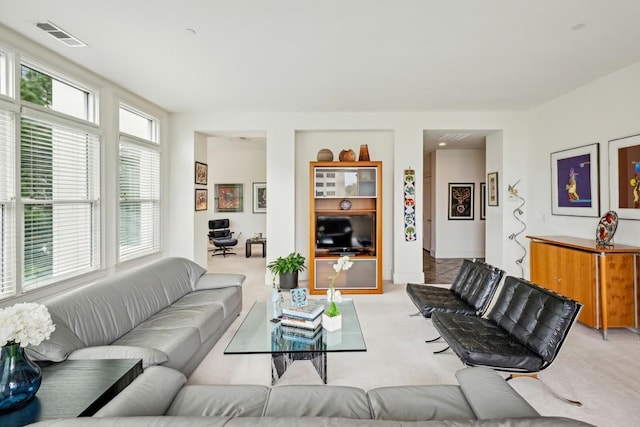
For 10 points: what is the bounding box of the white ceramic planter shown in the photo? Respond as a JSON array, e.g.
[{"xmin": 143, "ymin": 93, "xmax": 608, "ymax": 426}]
[{"xmin": 322, "ymin": 313, "xmax": 342, "ymax": 331}]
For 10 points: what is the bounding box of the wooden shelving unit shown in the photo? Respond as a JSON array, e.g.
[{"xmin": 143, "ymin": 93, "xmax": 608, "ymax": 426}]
[{"xmin": 309, "ymin": 161, "xmax": 382, "ymax": 295}]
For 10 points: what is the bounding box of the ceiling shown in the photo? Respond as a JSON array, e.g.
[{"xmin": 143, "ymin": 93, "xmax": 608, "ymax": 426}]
[{"xmin": 2, "ymin": 1, "xmax": 640, "ymax": 119}]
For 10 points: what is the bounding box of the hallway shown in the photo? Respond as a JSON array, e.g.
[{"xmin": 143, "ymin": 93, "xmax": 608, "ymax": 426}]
[{"xmin": 422, "ymin": 251, "xmax": 463, "ymax": 284}]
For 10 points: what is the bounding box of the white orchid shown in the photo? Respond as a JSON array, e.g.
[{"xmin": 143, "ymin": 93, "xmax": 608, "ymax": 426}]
[
  {"xmin": 0, "ymin": 303, "xmax": 55, "ymax": 347},
  {"xmin": 326, "ymin": 256, "xmax": 353, "ymax": 316}
]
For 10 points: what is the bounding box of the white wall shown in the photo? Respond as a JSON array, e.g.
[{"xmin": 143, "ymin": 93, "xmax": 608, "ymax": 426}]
[
  {"xmin": 526, "ymin": 60, "xmax": 640, "ymax": 253},
  {"xmin": 168, "ymin": 111, "xmax": 528, "ymax": 283},
  {"xmin": 432, "ymin": 149, "xmax": 486, "ymax": 258}
]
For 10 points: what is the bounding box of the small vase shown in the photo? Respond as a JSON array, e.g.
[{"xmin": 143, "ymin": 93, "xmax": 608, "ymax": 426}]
[
  {"xmin": 322, "ymin": 313, "xmax": 342, "ymax": 331},
  {"xmin": 0, "ymin": 343, "xmax": 42, "ymax": 413},
  {"xmin": 358, "ymin": 144, "xmax": 370, "ymax": 161}
]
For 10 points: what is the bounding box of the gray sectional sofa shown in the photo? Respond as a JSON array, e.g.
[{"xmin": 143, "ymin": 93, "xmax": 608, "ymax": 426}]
[
  {"xmin": 28, "ymin": 365, "xmax": 592, "ymax": 426},
  {"xmin": 28, "ymin": 257, "xmax": 245, "ymax": 376}
]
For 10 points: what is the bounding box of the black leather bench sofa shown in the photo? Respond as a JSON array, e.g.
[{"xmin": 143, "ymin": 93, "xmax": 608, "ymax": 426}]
[
  {"xmin": 431, "ymin": 275, "xmax": 582, "ymax": 373},
  {"xmin": 406, "ymin": 259, "xmax": 505, "ymax": 318}
]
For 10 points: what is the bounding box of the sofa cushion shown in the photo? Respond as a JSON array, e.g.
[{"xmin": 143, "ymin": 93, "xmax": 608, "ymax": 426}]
[
  {"xmin": 167, "ymin": 385, "xmax": 270, "ymax": 417},
  {"xmin": 136, "ymin": 303, "xmax": 225, "ymax": 343},
  {"xmin": 173, "ymin": 287, "xmax": 242, "ymax": 319},
  {"xmin": 264, "ymin": 385, "xmax": 371, "ymax": 419},
  {"xmin": 113, "ymin": 326, "xmax": 201, "ymax": 371},
  {"xmin": 94, "ymin": 366, "xmax": 186, "ymax": 417},
  {"xmin": 195, "ymin": 273, "xmax": 246, "ymax": 289},
  {"xmin": 367, "ymin": 385, "xmax": 475, "ymax": 421},
  {"xmin": 67, "ymin": 345, "xmax": 169, "ymax": 369}
]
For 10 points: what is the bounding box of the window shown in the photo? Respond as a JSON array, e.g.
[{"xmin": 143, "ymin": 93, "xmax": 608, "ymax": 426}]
[
  {"xmin": 0, "ymin": 50, "xmax": 9, "ymax": 97},
  {"xmin": 0, "ymin": 108, "xmax": 15, "ymax": 298},
  {"xmin": 21, "ymin": 112, "xmax": 100, "ymax": 290},
  {"xmin": 118, "ymin": 106, "xmax": 160, "ymax": 262},
  {"xmin": 20, "ymin": 64, "xmax": 95, "ymax": 122},
  {"xmin": 17, "ymin": 62, "xmax": 100, "ymax": 292}
]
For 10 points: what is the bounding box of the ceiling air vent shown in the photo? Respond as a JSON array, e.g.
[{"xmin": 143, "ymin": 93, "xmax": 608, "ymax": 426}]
[{"xmin": 36, "ymin": 21, "xmax": 87, "ymax": 47}]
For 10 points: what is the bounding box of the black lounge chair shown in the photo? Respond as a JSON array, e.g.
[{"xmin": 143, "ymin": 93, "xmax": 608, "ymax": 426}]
[{"xmin": 407, "ymin": 259, "xmax": 504, "ymax": 318}]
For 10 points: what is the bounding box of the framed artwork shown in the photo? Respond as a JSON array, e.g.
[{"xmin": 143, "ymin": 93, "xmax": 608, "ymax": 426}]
[
  {"xmin": 609, "ymin": 134, "xmax": 640, "ymax": 220},
  {"xmin": 448, "ymin": 183, "xmax": 474, "ymax": 220},
  {"xmin": 290, "ymin": 288, "xmax": 308, "ymax": 307},
  {"xmin": 194, "ymin": 189, "xmax": 208, "ymax": 211},
  {"xmin": 215, "ymin": 183, "xmax": 243, "ymax": 212},
  {"xmin": 195, "ymin": 161, "xmax": 208, "ymax": 185},
  {"xmin": 252, "ymin": 182, "xmax": 267, "ymax": 213},
  {"xmin": 550, "ymin": 143, "xmax": 600, "ymax": 217},
  {"xmin": 480, "ymin": 182, "xmax": 486, "ymax": 220},
  {"xmin": 487, "ymin": 172, "xmax": 499, "ymax": 206}
]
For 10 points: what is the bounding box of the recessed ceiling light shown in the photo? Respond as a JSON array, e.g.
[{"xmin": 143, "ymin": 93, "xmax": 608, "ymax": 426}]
[
  {"xmin": 36, "ymin": 21, "xmax": 86, "ymax": 47},
  {"xmin": 438, "ymin": 142, "xmax": 447, "ymax": 146}
]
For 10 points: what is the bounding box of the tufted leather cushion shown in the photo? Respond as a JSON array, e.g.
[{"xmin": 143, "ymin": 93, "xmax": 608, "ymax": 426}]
[
  {"xmin": 406, "ymin": 260, "xmax": 504, "ymax": 317},
  {"xmin": 432, "ymin": 276, "xmax": 582, "ymax": 372}
]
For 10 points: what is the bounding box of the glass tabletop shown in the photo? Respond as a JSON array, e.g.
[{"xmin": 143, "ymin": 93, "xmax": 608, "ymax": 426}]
[{"xmin": 224, "ymin": 299, "xmax": 366, "ymax": 354}]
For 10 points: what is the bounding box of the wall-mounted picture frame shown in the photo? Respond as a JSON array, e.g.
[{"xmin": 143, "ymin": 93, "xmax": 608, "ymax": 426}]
[
  {"xmin": 195, "ymin": 161, "xmax": 208, "ymax": 185},
  {"xmin": 487, "ymin": 172, "xmax": 499, "ymax": 206},
  {"xmin": 609, "ymin": 134, "xmax": 640, "ymax": 220},
  {"xmin": 550, "ymin": 143, "xmax": 600, "ymax": 217},
  {"xmin": 480, "ymin": 182, "xmax": 486, "ymax": 220},
  {"xmin": 215, "ymin": 183, "xmax": 243, "ymax": 212},
  {"xmin": 253, "ymin": 182, "xmax": 267, "ymax": 213},
  {"xmin": 448, "ymin": 183, "xmax": 474, "ymax": 220},
  {"xmin": 195, "ymin": 189, "xmax": 208, "ymax": 211}
]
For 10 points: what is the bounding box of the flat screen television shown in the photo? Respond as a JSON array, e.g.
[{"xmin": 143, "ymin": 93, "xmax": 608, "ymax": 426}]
[{"xmin": 316, "ymin": 214, "xmax": 375, "ymax": 254}]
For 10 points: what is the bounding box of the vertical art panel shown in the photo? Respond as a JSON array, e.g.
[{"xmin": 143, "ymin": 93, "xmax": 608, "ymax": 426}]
[{"xmin": 403, "ymin": 169, "xmax": 416, "ymax": 241}]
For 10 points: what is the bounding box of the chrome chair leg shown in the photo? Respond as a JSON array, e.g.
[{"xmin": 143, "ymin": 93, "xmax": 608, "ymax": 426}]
[{"xmin": 433, "ymin": 346, "xmax": 450, "ymax": 354}]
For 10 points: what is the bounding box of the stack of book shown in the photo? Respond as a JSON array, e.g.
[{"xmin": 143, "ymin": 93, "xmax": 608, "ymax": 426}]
[{"xmin": 280, "ymin": 300, "xmax": 324, "ymax": 341}]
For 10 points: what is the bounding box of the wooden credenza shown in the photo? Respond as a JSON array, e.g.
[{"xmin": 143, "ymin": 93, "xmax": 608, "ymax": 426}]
[{"xmin": 527, "ymin": 235, "xmax": 640, "ymax": 339}]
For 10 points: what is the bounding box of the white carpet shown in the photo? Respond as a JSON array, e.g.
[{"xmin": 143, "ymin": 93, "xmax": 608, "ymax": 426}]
[{"xmin": 192, "ymin": 251, "xmax": 640, "ymax": 427}]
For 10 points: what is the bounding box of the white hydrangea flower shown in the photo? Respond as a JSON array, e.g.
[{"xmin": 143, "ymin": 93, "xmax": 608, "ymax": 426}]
[{"xmin": 0, "ymin": 303, "xmax": 55, "ymax": 347}]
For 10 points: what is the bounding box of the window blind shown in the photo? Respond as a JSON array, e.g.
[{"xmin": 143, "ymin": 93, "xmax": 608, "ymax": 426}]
[
  {"xmin": 0, "ymin": 108, "xmax": 15, "ymax": 298},
  {"xmin": 21, "ymin": 114, "xmax": 100, "ymax": 290},
  {"xmin": 119, "ymin": 137, "xmax": 160, "ymax": 261}
]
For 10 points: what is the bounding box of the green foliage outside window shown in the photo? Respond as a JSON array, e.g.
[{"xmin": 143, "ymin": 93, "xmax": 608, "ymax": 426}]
[{"xmin": 20, "ymin": 66, "xmax": 53, "ymax": 283}]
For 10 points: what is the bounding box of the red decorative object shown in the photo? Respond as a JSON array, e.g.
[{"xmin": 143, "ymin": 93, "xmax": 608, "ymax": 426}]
[
  {"xmin": 595, "ymin": 210, "xmax": 618, "ymax": 247},
  {"xmin": 339, "ymin": 149, "xmax": 355, "ymax": 162}
]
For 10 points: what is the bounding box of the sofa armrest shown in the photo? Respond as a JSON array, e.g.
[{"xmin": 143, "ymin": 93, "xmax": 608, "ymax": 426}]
[
  {"xmin": 94, "ymin": 366, "xmax": 186, "ymax": 417},
  {"xmin": 456, "ymin": 367, "xmax": 538, "ymax": 419},
  {"xmin": 194, "ymin": 273, "xmax": 246, "ymax": 290},
  {"xmin": 68, "ymin": 345, "xmax": 168, "ymax": 369}
]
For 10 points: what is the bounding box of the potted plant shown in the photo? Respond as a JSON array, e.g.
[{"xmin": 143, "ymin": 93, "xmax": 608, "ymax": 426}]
[{"xmin": 267, "ymin": 252, "xmax": 307, "ymax": 290}]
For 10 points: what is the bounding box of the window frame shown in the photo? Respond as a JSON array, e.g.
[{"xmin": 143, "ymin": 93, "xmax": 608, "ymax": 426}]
[{"xmin": 117, "ymin": 104, "xmax": 161, "ymax": 263}]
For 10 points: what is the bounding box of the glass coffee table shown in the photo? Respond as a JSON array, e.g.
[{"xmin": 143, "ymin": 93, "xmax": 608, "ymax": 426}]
[{"xmin": 225, "ymin": 299, "xmax": 366, "ymax": 384}]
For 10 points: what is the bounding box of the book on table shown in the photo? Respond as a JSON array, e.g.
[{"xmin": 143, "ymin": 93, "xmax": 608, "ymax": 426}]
[
  {"xmin": 280, "ymin": 324, "xmax": 322, "ymax": 340},
  {"xmin": 281, "ymin": 299, "xmax": 324, "ymax": 320},
  {"xmin": 280, "ymin": 313, "xmax": 322, "ymax": 330}
]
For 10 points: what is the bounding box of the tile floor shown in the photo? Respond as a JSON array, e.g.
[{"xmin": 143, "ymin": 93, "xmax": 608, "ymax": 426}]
[{"xmin": 422, "ymin": 251, "xmax": 464, "ymax": 284}]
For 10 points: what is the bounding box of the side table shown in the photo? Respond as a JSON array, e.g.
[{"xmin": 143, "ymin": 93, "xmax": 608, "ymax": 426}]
[
  {"xmin": 246, "ymin": 237, "xmax": 267, "ymax": 258},
  {"xmin": 0, "ymin": 358, "xmax": 143, "ymax": 426}
]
